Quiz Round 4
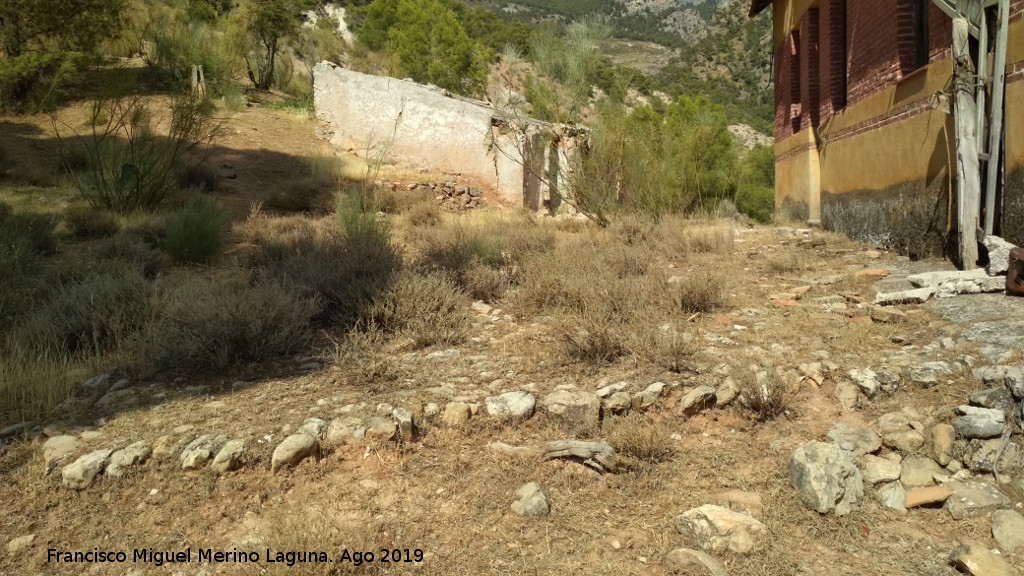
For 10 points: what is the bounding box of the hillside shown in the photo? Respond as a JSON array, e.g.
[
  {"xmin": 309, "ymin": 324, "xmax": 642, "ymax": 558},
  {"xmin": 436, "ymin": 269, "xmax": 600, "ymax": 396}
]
[{"xmin": 463, "ymin": 0, "xmax": 775, "ymax": 133}]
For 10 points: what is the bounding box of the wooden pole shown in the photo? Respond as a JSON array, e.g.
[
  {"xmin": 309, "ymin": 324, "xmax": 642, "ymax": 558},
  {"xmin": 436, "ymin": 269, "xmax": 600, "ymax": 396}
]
[
  {"xmin": 975, "ymin": 9, "xmax": 988, "ymax": 161},
  {"xmin": 983, "ymin": 0, "xmax": 1008, "ymax": 235},
  {"xmin": 953, "ymin": 18, "xmax": 981, "ymax": 268}
]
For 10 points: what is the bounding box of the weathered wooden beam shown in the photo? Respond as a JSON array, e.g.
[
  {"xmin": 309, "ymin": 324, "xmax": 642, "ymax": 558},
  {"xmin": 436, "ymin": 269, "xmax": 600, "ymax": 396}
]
[
  {"xmin": 931, "ymin": 0, "xmax": 981, "ymax": 37},
  {"xmin": 983, "ymin": 0, "xmax": 1009, "ymax": 235},
  {"xmin": 975, "ymin": 8, "xmax": 989, "ymax": 161},
  {"xmin": 953, "ymin": 18, "xmax": 981, "ymax": 268}
]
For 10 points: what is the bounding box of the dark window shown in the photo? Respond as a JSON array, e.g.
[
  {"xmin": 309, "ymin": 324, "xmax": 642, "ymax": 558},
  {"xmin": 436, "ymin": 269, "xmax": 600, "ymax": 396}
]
[
  {"xmin": 914, "ymin": 0, "xmax": 930, "ymax": 69},
  {"xmin": 830, "ymin": 0, "xmax": 848, "ymax": 109},
  {"xmin": 899, "ymin": 0, "xmax": 930, "ymax": 73},
  {"xmin": 790, "ymin": 30, "xmax": 801, "ymax": 133}
]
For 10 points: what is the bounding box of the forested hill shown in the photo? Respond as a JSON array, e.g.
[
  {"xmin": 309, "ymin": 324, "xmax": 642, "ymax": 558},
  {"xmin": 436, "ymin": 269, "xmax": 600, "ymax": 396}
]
[{"xmin": 461, "ymin": 0, "xmax": 774, "ymax": 134}]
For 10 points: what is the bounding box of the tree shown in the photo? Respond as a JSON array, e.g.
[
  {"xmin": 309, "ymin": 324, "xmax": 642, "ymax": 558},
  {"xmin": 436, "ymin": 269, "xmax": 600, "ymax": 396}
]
[
  {"xmin": 0, "ymin": 0, "xmax": 127, "ymax": 57},
  {"xmin": 245, "ymin": 0, "xmax": 298, "ymax": 90},
  {"xmin": 358, "ymin": 0, "xmax": 488, "ymax": 96}
]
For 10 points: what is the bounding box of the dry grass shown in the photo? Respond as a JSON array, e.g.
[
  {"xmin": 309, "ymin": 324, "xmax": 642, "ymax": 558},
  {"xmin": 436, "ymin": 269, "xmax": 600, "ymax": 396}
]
[
  {"xmin": 734, "ymin": 364, "xmax": 788, "ymax": 421},
  {"xmin": 360, "ymin": 270, "xmax": 469, "ymax": 348},
  {"xmin": 404, "ymin": 200, "xmax": 441, "ymax": 227},
  {"xmin": 63, "ymin": 205, "xmax": 121, "ymax": 239},
  {"xmin": 604, "ymin": 414, "xmax": 676, "ymax": 464},
  {"xmin": 0, "ymin": 346, "xmax": 84, "ymax": 424},
  {"xmin": 765, "ymin": 251, "xmax": 806, "ymax": 274},
  {"xmin": 670, "ymin": 271, "xmax": 726, "ymax": 313}
]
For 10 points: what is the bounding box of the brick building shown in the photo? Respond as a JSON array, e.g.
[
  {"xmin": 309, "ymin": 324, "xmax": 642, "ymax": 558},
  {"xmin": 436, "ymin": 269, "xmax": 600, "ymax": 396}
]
[{"xmin": 750, "ymin": 0, "xmax": 1024, "ymax": 262}]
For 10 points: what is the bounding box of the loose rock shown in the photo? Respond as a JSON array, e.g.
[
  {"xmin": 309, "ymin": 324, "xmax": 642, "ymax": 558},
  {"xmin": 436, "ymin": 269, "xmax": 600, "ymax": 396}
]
[
  {"xmin": 212, "ymin": 439, "xmax": 246, "ymax": 474},
  {"xmin": 510, "ymin": 482, "xmax": 549, "ymax": 518},
  {"xmin": 827, "ymin": 422, "xmax": 881, "ymax": 457},
  {"xmin": 664, "ymin": 548, "xmax": 729, "ymax": 576},
  {"xmin": 271, "ymin": 433, "xmax": 318, "ymax": 472},
  {"xmin": 790, "ymin": 442, "xmax": 863, "ymax": 516},
  {"xmin": 715, "ymin": 378, "xmax": 739, "ymax": 406},
  {"xmin": 991, "ymin": 509, "xmax": 1024, "ymax": 553},
  {"xmin": 900, "ymin": 457, "xmax": 943, "ymax": 488},
  {"xmin": 944, "ymin": 479, "xmax": 1012, "ymax": 520},
  {"xmin": 632, "ymin": 382, "xmax": 666, "ymax": 412},
  {"xmin": 965, "ymin": 439, "xmax": 1023, "ymax": 475},
  {"xmin": 602, "ymin": 392, "xmax": 632, "ymax": 415},
  {"xmin": 678, "ymin": 386, "xmax": 716, "ymax": 417},
  {"xmin": 675, "ymin": 505, "xmax": 767, "ymax": 554},
  {"xmin": 949, "ymin": 543, "xmax": 1015, "ymax": 576},
  {"xmin": 953, "ymin": 406, "xmax": 1005, "ymax": 439},
  {"xmin": 106, "ymin": 441, "xmax": 151, "ymax": 478},
  {"xmin": 43, "ymin": 435, "xmax": 80, "ymax": 467},
  {"xmin": 62, "ymin": 449, "xmax": 113, "ymax": 489},
  {"xmin": 858, "ymin": 455, "xmax": 901, "ymax": 484},
  {"xmin": 929, "ymin": 423, "xmax": 956, "ymax": 466},
  {"xmin": 540, "ymin": 387, "xmax": 601, "ymax": 434},
  {"xmin": 485, "ymin": 391, "xmax": 536, "ymax": 420},
  {"xmin": 442, "ymin": 402, "xmax": 472, "ymax": 427},
  {"xmin": 848, "ymin": 369, "xmax": 881, "ymax": 399}
]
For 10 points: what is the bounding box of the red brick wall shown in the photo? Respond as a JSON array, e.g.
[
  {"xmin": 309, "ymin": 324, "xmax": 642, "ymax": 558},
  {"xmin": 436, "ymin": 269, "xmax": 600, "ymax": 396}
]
[
  {"xmin": 819, "ymin": 0, "xmax": 847, "ymax": 119},
  {"xmin": 799, "ymin": 8, "xmax": 821, "ymax": 131},
  {"xmin": 775, "ymin": 0, "xmax": 954, "ymax": 143}
]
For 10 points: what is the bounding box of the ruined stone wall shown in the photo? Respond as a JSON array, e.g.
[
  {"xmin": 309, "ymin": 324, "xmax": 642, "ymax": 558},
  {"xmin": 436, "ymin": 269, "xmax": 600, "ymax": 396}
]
[{"xmin": 313, "ymin": 63, "xmax": 527, "ymax": 204}]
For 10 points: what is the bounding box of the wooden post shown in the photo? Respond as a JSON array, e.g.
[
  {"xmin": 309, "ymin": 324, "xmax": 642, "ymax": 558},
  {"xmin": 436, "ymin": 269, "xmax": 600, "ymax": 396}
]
[
  {"xmin": 953, "ymin": 18, "xmax": 981, "ymax": 269},
  {"xmin": 983, "ymin": 0, "xmax": 1008, "ymax": 235},
  {"xmin": 190, "ymin": 65, "xmax": 206, "ymax": 97},
  {"xmin": 975, "ymin": 8, "xmax": 988, "ymax": 161}
]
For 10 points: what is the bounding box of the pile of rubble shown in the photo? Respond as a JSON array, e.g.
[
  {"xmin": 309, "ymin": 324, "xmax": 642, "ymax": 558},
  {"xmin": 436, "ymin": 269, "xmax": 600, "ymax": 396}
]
[
  {"xmin": 790, "ymin": 361, "xmax": 1024, "ymax": 574},
  {"xmin": 379, "ymin": 179, "xmax": 486, "ymax": 211},
  {"xmin": 875, "ymin": 235, "xmax": 1022, "ymax": 305}
]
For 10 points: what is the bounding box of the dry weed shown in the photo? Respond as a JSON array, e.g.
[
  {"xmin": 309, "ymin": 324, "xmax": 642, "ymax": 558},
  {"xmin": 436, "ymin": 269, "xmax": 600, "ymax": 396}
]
[
  {"xmin": 604, "ymin": 414, "xmax": 676, "ymax": 464},
  {"xmin": 671, "ymin": 271, "xmax": 726, "ymax": 313},
  {"xmin": 734, "ymin": 364, "xmax": 787, "ymax": 421}
]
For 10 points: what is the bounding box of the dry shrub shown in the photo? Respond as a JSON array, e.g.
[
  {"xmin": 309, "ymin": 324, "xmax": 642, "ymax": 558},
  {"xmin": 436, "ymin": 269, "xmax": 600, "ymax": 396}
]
[
  {"xmin": 241, "ymin": 209, "xmax": 400, "ymax": 328},
  {"xmin": 562, "ymin": 318, "xmax": 628, "ymax": 365},
  {"xmin": 266, "ymin": 179, "xmax": 331, "ymax": 213},
  {"xmin": 255, "ymin": 508, "xmax": 394, "ymax": 576},
  {"xmin": 405, "ymin": 200, "xmax": 441, "ymax": 227},
  {"xmin": 766, "ymin": 252, "xmax": 804, "ymax": 274},
  {"xmin": 671, "ymin": 271, "xmax": 725, "ymax": 313},
  {"xmin": 17, "ymin": 265, "xmax": 153, "ymax": 356},
  {"xmin": 462, "ymin": 262, "xmax": 505, "ymax": 302},
  {"xmin": 376, "ymin": 186, "xmax": 432, "ymax": 214},
  {"xmin": 93, "ymin": 232, "xmax": 168, "ymax": 278},
  {"xmin": 609, "ymin": 212, "xmax": 661, "ymax": 246},
  {"xmin": 735, "ymin": 365, "xmax": 787, "ymax": 421},
  {"xmin": 683, "ymin": 226, "xmax": 735, "ymax": 254},
  {"xmin": 604, "ymin": 414, "xmax": 676, "ymax": 464},
  {"xmin": 331, "ymin": 328, "xmax": 401, "ymax": 384},
  {"xmin": 361, "ymin": 270, "xmax": 469, "ymax": 348},
  {"xmin": 656, "ymin": 217, "xmax": 735, "ymax": 256},
  {"xmin": 0, "ymin": 346, "xmax": 80, "ymax": 424},
  {"xmin": 64, "ymin": 205, "xmax": 121, "ymax": 239},
  {"xmin": 643, "ymin": 330, "xmax": 698, "ymax": 373},
  {"xmin": 132, "ymin": 273, "xmax": 319, "ymax": 375},
  {"xmin": 176, "ymin": 162, "xmax": 219, "ymax": 192}
]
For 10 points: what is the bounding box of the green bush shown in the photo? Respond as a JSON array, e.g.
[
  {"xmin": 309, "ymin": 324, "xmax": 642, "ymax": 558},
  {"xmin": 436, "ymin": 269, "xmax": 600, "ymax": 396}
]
[
  {"xmin": 131, "ymin": 274, "xmax": 319, "ymax": 375},
  {"xmin": 336, "ymin": 190, "xmax": 390, "ymax": 239},
  {"xmin": 735, "ymin": 145, "xmax": 775, "ymax": 223},
  {"xmin": 358, "ymin": 0, "xmax": 489, "ymax": 96},
  {"xmin": 0, "ymin": 52, "xmax": 85, "ymax": 113},
  {"xmin": 164, "ymin": 197, "xmax": 230, "ymax": 264},
  {"xmin": 145, "ymin": 7, "xmax": 245, "ymax": 96},
  {"xmin": 17, "ymin": 266, "xmax": 152, "ymax": 356}
]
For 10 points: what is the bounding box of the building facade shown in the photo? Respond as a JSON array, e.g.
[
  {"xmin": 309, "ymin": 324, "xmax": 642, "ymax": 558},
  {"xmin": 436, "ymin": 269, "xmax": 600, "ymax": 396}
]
[{"xmin": 751, "ymin": 0, "xmax": 1024, "ymax": 260}]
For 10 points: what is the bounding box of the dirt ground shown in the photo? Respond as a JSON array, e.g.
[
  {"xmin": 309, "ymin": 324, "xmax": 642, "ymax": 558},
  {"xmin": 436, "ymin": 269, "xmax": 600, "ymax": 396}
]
[{"xmin": 1, "ymin": 102, "xmax": 1022, "ymax": 576}]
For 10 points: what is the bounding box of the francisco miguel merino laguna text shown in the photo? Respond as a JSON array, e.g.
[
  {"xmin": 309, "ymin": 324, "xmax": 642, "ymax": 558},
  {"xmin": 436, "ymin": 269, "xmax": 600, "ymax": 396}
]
[{"xmin": 48, "ymin": 547, "xmax": 424, "ymax": 567}]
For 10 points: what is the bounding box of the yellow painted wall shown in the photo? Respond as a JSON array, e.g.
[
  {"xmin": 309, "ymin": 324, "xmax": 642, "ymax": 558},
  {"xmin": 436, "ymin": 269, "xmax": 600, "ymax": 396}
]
[
  {"xmin": 819, "ymin": 106, "xmax": 952, "ymax": 197},
  {"xmin": 775, "ymin": 130, "xmax": 818, "ymax": 219},
  {"xmin": 1007, "ymin": 81, "xmax": 1024, "ymax": 172}
]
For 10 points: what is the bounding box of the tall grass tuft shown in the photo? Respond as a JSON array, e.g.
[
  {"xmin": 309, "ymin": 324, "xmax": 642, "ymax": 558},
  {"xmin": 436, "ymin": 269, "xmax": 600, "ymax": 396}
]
[{"xmin": 163, "ymin": 197, "xmax": 230, "ymax": 264}]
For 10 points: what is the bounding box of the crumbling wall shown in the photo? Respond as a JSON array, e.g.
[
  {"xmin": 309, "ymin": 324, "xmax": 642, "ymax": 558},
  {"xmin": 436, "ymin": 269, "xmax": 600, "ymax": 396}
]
[{"xmin": 313, "ymin": 63, "xmax": 526, "ymax": 203}]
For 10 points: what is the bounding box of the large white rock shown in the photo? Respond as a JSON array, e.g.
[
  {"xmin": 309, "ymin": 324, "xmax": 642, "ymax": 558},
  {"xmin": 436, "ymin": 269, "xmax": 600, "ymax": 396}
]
[
  {"xmin": 106, "ymin": 441, "xmax": 151, "ymax": 478},
  {"xmin": 983, "ymin": 235, "xmax": 1016, "ymax": 275},
  {"xmin": 43, "ymin": 435, "xmax": 80, "ymax": 466},
  {"xmin": 485, "ymin": 391, "xmax": 536, "ymax": 420},
  {"xmin": 991, "ymin": 509, "xmax": 1024, "ymax": 553},
  {"xmin": 675, "ymin": 504, "xmax": 767, "ymax": 554},
  {"xmin": 510, "ymin": 482, "xmax": 549, "ymax": 518},
  {"xmin": 212, "ymin": 439, "xmax": 246, "ymax": 474},
  {"xmin": 540, "ymin": 387, "xmax": 601, "ymax": 434},
  {"xmin": 62, "ymin": 449, "xmax": 113, "ymax": 489},
  {"xmin": 271, "ymin": 433, "xmax": 318, "ymax": 472},
  {"xmin": 790, "ymin": 441, "xmax": 864, "ymax": 516}
]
